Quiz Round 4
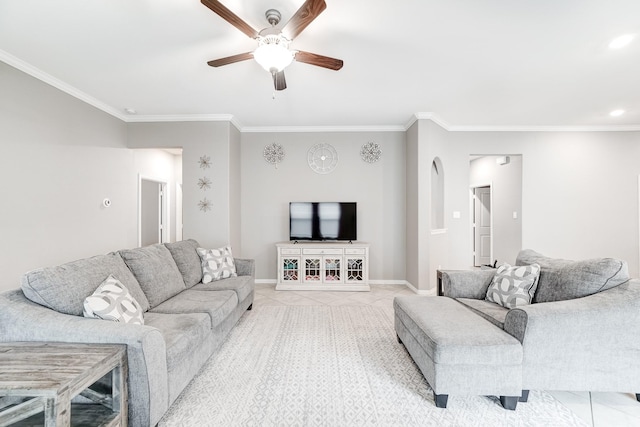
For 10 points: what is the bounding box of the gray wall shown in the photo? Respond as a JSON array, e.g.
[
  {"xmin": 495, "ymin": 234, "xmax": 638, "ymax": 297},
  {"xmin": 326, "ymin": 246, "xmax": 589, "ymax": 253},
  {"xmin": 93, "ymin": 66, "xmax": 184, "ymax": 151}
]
[
  {"xmin": 418, "ymin": 120, "xmax": 640, "ymax": 292},
  {"xmin": 0, "ymin": 62, "xmax": 179, "ymax": 291},
  {"xmin": 240, "ymin": 131, "xmax": 406, "ymax": 282},
  {"xmin": 127, "ymin": 121, "xmax": 239, "ymax": 251}
]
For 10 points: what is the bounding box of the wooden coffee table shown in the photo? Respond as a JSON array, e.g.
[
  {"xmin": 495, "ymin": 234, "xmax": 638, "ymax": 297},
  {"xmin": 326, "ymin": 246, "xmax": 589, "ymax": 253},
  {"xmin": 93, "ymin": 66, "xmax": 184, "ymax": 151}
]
[{"xmin": 0, "ymin": 342, "xmax": 127, "ymax": 427}]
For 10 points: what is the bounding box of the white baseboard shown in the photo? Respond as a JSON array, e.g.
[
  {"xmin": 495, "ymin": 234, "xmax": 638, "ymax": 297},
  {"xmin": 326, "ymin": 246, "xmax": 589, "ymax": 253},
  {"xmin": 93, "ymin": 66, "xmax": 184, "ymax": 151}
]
[{"xmin": 256, "ymin": 278, "xmax": 436, "ymax": 295}]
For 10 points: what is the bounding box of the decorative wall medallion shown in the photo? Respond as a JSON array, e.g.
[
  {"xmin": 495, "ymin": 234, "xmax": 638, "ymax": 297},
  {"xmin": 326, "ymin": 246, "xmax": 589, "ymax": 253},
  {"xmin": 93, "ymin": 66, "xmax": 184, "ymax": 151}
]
[
  {"xmin": 198, "ymin": 155, "xmax": 212, "ymax": 169},
  {"xmin": 361, "ymin": 141, "xmax": 382, "ymax": 163},
  {"xmin": 197, "ymin": 176, "xmax": 212, "ymax": 190},
  {"xmin": 263, "ymin": 143, "xmax": 285, "ymax": 168},
  {"xmin": 307, "ymin": 143, "xmax": 338, "ymax": 174},
  {"xmin": 198, "ymin": 198, "xmax": 212, "ymax": 212}
]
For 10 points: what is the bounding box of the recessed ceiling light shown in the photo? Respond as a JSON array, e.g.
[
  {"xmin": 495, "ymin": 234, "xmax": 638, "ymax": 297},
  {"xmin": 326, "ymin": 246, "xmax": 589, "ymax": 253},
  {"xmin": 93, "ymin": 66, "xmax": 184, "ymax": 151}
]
[
  {"xmin": 609, "ymin": 34, "xmax": 635, "ymax": 49},
  {"xmin": 609, "ymin": 109, "xmax": 625, "ymax": 117},
  {"xmin": 124, "ymin": 108, "xmax": 137, "ymax": 114}
]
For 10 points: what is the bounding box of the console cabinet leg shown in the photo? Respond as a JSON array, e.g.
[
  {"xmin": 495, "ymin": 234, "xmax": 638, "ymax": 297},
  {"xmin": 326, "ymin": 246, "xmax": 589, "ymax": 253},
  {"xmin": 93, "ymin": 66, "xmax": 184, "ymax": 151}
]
[
  {"xmin": 247, "ymin": 304, "xmax": 253, "ymax": 311},
  {"xmin": 434, "ymin": 393, "xmax": 448, "ymax": 408},
  {"xmin": 636, "ymin": 393, "xmax": 640, "ymax": 402},
  {"xmin": 500, "ymin": 396, "xmax": 518, "ymax": 410},
  {"xmin": 519, "ymin": 390, "xmax": 530, "ymax": 402}
]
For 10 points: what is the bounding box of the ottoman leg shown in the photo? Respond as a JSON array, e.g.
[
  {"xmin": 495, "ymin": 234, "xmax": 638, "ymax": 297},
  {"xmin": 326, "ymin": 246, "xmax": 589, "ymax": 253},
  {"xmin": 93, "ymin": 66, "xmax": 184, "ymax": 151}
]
[
  {"xmin": 396, "ymin": 334, "xmax": 402, "ymax": 344},
  {"xmin": 519, "ymin": 390, "xmax": 530, "ymax": 402},
  {"xmin": 500, "ymin": 396, "xmax": 519, "ymax": 410},
  {"xmin": 636, "ymin": 394, "xmax": 640, "ymax": 402},
  {"xmin": 434, "ymin": 393, "xmax": 448, "ymax": 408}
]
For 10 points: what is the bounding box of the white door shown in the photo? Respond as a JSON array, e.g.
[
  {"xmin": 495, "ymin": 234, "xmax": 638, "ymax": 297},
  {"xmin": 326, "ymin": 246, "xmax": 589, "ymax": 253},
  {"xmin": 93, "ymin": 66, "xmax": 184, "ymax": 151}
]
[
  {"xmin": 140, "ymin": 178, "xmax": 167, "ymax": 246},
  {"xmin": 474, "ymin": 186, "xmax": 492, "ymax": 266}
]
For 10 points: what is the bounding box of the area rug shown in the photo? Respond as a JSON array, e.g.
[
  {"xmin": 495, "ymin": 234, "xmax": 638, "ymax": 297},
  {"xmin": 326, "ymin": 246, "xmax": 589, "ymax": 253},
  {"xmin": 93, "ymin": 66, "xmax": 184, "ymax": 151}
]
[{"xmin": 159, "ymin": 305, "xmax": 587, "ymax": 427}]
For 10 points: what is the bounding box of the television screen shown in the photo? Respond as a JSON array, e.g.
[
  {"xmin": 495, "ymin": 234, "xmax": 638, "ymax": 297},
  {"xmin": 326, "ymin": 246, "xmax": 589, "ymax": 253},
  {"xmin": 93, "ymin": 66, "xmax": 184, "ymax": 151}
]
[{"xmin": 289, "ymin": 202, "xmax": 357, "ymax": 241}]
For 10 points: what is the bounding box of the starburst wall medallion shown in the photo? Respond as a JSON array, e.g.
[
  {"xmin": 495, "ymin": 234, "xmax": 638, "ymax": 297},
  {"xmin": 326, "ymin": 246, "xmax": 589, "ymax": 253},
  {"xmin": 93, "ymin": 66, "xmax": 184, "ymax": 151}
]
[
  {"xmin": 198, "ymin": 198, "xmax": 212, "ymax": 212},
  {"xmin": 198, "ymin": 155, "xmax": 212, "ymax": 169},
  {"xmin": 197, "ymin": 176, "xmax": 212, "ymax": 190}
]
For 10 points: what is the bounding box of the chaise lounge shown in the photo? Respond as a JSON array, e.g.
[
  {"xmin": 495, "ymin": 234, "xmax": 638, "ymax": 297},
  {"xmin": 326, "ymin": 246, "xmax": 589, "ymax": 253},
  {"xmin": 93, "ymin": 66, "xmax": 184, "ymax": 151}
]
[{"xmin": 394, "ymin": 249, "xmax": 640, "ymax": 409}]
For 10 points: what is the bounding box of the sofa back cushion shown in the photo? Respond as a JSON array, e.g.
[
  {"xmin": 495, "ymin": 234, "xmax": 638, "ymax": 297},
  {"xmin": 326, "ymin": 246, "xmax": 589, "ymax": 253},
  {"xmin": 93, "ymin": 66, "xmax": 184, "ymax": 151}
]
[
  {"xmin": 164, "ymin": 239, "xmax": 202, "ymax": 288},
  {"xmin": 516, "ymin": 249, "xmax": 629, "ymax": 303},
  {"xmin": 21, "ymin": 252, "xmax": 150, "ymax": 316},
  {"xmin": 119, "ymin": 244, "xmax": 186, "ymax": 308}
]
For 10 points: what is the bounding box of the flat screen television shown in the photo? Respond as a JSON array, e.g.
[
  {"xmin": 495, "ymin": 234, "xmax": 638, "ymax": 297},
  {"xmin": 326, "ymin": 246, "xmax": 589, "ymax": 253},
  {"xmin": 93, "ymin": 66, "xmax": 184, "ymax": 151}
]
[{"xmin": 289, "ymin": 202, "xmax": 357, "ymax": 241}]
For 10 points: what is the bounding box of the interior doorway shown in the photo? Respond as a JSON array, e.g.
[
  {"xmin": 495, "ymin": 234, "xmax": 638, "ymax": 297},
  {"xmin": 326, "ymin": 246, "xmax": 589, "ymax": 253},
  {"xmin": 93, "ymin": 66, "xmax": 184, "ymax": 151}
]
[
  {"xmin": 139, "ymin": 176, "xmax": 168, "ymax": 247},
  {"xmin": 472, "ymin": 185, "xmax": 492, "ymax": 267}
]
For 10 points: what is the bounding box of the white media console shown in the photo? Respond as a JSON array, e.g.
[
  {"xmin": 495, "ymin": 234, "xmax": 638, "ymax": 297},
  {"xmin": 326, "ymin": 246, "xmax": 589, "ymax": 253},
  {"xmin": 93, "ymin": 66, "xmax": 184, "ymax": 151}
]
[{"xmin": 276, "ymin": 242, "xmax": 370, "ymax": 291}]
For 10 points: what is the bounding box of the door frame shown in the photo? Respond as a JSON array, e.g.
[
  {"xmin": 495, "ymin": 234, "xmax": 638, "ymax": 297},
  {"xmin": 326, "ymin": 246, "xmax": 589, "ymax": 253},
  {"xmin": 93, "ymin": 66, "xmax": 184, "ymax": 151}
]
[
  {"xmin": 469, "ymin": 181, "xmax": 493, "ymax": 267},
  {"xmin": 138, "ymin": 174, "xmax": 170, "ymax": 247}
]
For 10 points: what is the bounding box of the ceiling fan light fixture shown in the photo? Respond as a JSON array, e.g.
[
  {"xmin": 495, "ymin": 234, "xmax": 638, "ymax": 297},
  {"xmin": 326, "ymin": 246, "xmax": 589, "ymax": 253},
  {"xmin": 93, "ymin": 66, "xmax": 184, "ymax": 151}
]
[{"xmin": 254, "ymin": 34, "xmax": 294, "ymax": 73}]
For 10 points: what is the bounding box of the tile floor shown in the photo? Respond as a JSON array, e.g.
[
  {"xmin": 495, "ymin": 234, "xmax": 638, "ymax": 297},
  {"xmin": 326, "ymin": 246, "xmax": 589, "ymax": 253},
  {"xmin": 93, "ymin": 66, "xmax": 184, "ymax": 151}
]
[{"xmin": 254, "ymin": 283, "xmax": 640, "ymax": 427}]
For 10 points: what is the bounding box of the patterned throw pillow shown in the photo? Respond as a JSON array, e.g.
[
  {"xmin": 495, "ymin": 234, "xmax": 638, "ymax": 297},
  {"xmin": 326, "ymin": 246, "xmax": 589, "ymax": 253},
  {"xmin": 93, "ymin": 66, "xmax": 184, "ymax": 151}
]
[
  {"xmin": 485, "ymin": 263, "xmax": 541, "ymax": 309},
  {"xmin": 83, "ymin": 275, "xmax": 145, "ymax": 324},
  {"xmin": 197, "ymin": 246, "xmax": 238, "ymax": 283}
]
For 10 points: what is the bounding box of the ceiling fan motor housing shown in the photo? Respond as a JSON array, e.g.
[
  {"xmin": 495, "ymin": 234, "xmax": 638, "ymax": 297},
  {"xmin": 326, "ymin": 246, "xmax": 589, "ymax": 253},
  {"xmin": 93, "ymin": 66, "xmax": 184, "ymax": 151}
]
[{"xmin": 265, "ymin": 9, "xmax": 282, "ymax": 26}]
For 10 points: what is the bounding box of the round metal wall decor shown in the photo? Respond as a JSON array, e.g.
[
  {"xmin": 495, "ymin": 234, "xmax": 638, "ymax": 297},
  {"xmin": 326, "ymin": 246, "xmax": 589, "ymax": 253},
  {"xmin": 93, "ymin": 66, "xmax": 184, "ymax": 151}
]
[
  {"xmin": 263, "ymin": 143, "xmax": 285, "ymax": 168},
  {"xmin": 308, "ymin": 143, "xmax": 338, "ymax": 174},
  {"xmin": 360, "ymin": 141, "xmax": 382, "ymax": 163}
]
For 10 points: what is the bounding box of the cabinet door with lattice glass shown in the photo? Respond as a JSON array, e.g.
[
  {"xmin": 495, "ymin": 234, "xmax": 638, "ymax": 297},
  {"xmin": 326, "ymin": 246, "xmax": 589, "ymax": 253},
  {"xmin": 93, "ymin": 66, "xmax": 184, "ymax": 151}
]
[
  {"xmin": 324, "ymin": 257, "xmax": 342, "ymax": 283},
  {"xmin": 281, "ymin": 257, "xmax": 300, "ymax": 283},
  {"xmin": 303, "ymin": 257, "xmax": 322, "ymax": 283},
  {"xmin": 346, "ymin": 257, "xmax": 366, "ymax": 283}
]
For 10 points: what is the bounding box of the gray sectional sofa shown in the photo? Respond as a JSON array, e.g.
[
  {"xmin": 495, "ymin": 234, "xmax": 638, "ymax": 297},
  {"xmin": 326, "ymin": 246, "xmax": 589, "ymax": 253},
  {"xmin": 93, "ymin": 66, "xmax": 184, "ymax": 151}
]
[
  {"xmin": 395, "ymin": 249, "xmax": 640, "ymax": 409},
  {"xmin": 0, "ymin": 239, "xmax": 255, "ymax": 427}
]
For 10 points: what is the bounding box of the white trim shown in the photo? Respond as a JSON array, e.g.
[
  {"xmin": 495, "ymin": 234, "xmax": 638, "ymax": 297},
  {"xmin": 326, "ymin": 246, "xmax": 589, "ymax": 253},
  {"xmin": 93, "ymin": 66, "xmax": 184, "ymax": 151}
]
[
  {"xmin": 638, "ymin": 175, "xmax": 640, "ymax": 277},
  {"xmin": 404, "ymin": 281, "xmax": 437, "ymax": 296},
  {"xmin": 255, "ymin": 279, "xmax": 277, "ymax": 285},
  {"xmin": 470, "ymin": 182, "xmax": 494, "ymax": 267},
  {"xmin": 241, "ymin": 125, "xmax": 406, "ymax": 133},
  {"xmin": 368, "ymin": 280, "xmax": 408, "ymax": 285},
  {"xmin": 430, "ymin": 228, "xmax": 448, "ymax": 235}
]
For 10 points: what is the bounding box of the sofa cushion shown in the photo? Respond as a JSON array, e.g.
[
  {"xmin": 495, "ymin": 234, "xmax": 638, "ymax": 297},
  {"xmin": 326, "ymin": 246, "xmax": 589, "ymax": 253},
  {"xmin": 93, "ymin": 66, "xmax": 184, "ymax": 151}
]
[
  {"xmin": 83, "ymin": 275, "xmax": 145, "ymax": 325},
  {"xmin": 197, "ymin": 246, "xmax": 237, "ymax": 283},
  {"xmin": 485, "ymin": 263, "xmax": 540, "ymax": 308},
  {"xmin": 516, "ymin": 249, "xmax": 630, "ymax": 303},
  {"xmin": 143, "ymin": 312, "xmax": 210, "ymax": 374},
  {"xmin": 119, "ymin": 244, "xmax": 186, "ymax": 309},
  {"xmin": 191, "ymin": 275, "xmax": 253, "ymax": 302},
  {"xmin": 164, "ymin": 239, "xmax": 202, "ymax": 288},
  {"xmin": 456, "ymin": 298, "xmax": 509, "ymax": 329},
  {"xmin": 149, "ymin": 289, "xmax": 238, "ymax": 329},
  {"xmin": 21, "ymin": 252, "xmax": 150, "ymax": 316}
]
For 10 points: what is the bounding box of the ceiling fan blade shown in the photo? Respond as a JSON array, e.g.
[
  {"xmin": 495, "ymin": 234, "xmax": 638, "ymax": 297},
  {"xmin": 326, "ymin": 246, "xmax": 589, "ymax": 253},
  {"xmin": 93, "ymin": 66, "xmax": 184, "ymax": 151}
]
[
  {"xmin": 201, "ymin": 0, "xmax": 258, "ymax": 39},
  {"xmin": 295, "ymin": 51, "xmax": 343, "ymax": 70},
  {"xmin": 207, "ymin": 52, "xmax": 253, "ymax": 67},
  {"xmin": 282, "ymin": 0, "xmax": 326, "ymax": 40},
  {"xmin": 272, "ymin": 70, "xmax": 287, "ymax": 91}
]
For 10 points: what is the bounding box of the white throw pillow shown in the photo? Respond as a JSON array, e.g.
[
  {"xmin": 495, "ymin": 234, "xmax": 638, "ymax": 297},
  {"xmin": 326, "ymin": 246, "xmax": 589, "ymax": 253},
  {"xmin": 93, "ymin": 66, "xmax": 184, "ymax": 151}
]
[
  {"xmin": 197, "ymin": 246, "xmax": 237, "ymax": 283},
  {"xmin": 485, "ymin": 263, "xmax": 541, "ymax": 309},
  {"xmin": 83, "ymin": 275, "xmax": 145, "ymax": 324}
]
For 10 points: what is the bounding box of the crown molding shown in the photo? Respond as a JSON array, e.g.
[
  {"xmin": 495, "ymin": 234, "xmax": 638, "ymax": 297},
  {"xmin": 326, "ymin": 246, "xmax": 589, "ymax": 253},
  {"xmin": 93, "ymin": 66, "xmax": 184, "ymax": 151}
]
[
  {"xmin": 241, "ymin": 125, "xmax": 406, "ymax": 133},
  {"xmin": 3, "ymin": 50, "xmax": 639, "ymax": 133},
  {"xmin": 0, "ymin": 49, "xmax": 127, "ymax": 121}
]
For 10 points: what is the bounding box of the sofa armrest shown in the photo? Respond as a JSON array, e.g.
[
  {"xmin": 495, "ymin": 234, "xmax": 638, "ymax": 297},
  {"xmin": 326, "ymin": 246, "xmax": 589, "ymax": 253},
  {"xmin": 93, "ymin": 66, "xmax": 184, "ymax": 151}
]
[
  {"xmin": 440, "ymin": 269, "xmax": 495, "ymax": 299},
  {"xmin": 235, "ymin": 258, "xmax": 255, "ymax": 278},
  {"xmin": 504, "ymin": 280, "xmax": 640, "ymax": 388},
  {"xmin": 0, "ymin": 290, "xmax": 168, "ymax": 427}
]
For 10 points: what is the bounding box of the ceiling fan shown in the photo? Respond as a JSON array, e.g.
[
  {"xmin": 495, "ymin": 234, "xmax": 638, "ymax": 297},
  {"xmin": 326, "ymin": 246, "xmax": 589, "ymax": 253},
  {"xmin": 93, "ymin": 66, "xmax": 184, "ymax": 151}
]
[{"xmin": 201, "ymin": 0, "xmax": 343, "ymax": 91}]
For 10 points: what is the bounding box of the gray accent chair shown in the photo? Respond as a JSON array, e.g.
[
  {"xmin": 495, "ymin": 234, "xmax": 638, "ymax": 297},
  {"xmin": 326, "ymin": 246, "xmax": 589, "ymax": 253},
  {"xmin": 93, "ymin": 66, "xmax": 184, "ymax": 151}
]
[
  {"xmin": 0, "ymin": 239, "xmax": 255, "ymax": 427},
  {"xmin": 395, "ymin": 249, "xmax": 640, "ymax": 409}
]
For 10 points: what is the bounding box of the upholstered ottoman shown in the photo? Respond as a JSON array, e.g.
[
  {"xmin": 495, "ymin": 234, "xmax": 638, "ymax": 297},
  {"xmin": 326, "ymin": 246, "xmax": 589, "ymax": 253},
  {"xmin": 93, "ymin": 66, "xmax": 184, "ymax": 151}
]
[{"xmin": 394, "ymin": 295, "xmax": 523, "ymax": 410}]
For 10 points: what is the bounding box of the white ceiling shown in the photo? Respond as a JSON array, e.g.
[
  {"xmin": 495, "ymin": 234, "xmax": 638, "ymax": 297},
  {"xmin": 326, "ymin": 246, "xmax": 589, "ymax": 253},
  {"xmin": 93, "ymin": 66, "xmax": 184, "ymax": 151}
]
[{"xmin": 1, "ymin": 0, "xmax": 639, "ymax": 130}]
